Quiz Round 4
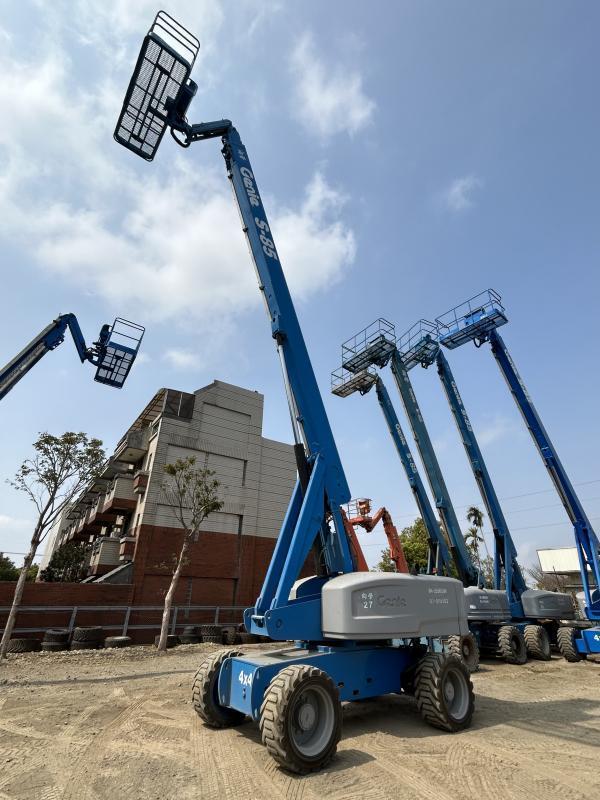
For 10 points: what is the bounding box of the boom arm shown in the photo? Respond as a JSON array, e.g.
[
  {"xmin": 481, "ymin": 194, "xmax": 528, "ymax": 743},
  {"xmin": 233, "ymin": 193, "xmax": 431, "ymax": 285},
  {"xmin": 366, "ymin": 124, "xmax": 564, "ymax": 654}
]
[
  {"xmin": 374, "ymin": 377, "xmax": 453, "ymax": 575},
  {"xmin": 0, "ymin": 314, "xmax": 97, "ymax": 401},
  {"xmin": 133, "ymin": 117, "xmax": 355, "ymax": 636},
  {"xmin": 435, "ymin": 348, "xmax": 527, "ymax": 614},
  {"xmin": 389, "ymin": 349, "xmax": 480, "ymax": 586},
  {"xmin": 490, "ymin": 329, "xmax": 600, "ymax": 619}
]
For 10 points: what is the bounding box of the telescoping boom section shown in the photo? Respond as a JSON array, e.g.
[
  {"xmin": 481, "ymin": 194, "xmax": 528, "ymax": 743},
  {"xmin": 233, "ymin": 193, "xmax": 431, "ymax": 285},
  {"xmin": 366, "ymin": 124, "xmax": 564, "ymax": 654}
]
[
  {"xmin": 0, "ymin": 314, "xmax": 144, "ymax": 400},
  {"xmin": 436, "ymin": 289, "xmax": 600, "ymax": 658},
  {"xmin": 340, "ymin": 320, "xmax": 478, "ymax": 586},
  {"xmin": 114, "ymin": 11, "xmax": 475, "ymax": 774},
  {"xmin": 331, "ymin": 365, "xmax": 453, "ymax": 576},
  {"xmin": 398, "ymin": 318, "xmax": 575, "ymax": 625}
]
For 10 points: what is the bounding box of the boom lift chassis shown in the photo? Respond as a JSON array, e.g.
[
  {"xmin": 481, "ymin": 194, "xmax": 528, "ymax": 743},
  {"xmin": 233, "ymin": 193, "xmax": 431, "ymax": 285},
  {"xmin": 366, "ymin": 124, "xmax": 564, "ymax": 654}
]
[
  {"xmin": 436, "ymin": 290, "xmax": 600, "ymax": 659},
  {"xmin": 336, "ymin": 318, "xmax": 571, "ymax": 665},
  {"xmin": 115, "ymin": 11, "xmax": 474, "ymax": 773},
  {"xmin": 399, "ymin": 318, "xmax": 575, "ymax": 659}
]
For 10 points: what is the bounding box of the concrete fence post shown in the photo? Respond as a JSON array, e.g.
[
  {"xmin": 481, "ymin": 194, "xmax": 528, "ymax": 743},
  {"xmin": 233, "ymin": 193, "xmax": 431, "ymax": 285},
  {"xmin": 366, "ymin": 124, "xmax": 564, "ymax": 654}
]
[
  {"xmin": 170, "ymin": 606, "xmax": 178, "ymax": 635},
  {"xmin": 68, "ymin": 607, "xmax": 78, "ymax": 634},
  {"xmin": 122, "ymin": 607, "xmax": 131, "ymax": 636}
]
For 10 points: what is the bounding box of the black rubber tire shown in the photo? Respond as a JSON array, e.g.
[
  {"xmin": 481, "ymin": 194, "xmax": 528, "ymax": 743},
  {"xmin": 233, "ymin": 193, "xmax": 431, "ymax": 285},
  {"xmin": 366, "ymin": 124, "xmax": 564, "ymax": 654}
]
[
  {"xmin": 557, "ymin": 626, "xmax": 586, "ymax": 662},
  {"xmin": 239, "ymin": 632, "xmax": 259, "ymax": 644},
  {"xmin": 72, "ymin": 626, "xmax": 104, "ymax": 643},
  {"xmin": 221, "ymin": 627, "xmax": 238, "ymax": 645},
  {"xmin": 43, "ymin": 629, "xmax": 69, "ymax": 644},
  {"xmin": 524, "ymin": 625, "xmax": 551, "ymax": 661},
  {"xmin": 200, "ymin": 625, "xmax": 222, "ymax": 637},
  {"xmin": 154, "ymin": 635, "xmax": 180, "ymax": 649},
  {"xmin": 446, "ymin": 633, "xmax": 480, "ymax": 673},
  {"xmin": 6, "ymin": 638, "xmax": 41, "ymax": 653},
  {"xmin": 497, "ymin": 625, "xmax": 527, "ymax": 665},
  {"xmin": 192, "ymin": 649, "xmax": 246, "ymax": 728},
  {"xmin": 180, "ymin": 635, "xmax": 201, "ymax": 645},
  {"xmin": 203, "ymin": 635, "xmax": 223, "ymax": 644},
  {"xmin": 41, "ymin": 641, "xmax": 68, "ymax": 652},
  {"xmin": 260, "ymin": 664, "xmax": 342, "ymax": 774},
  {"xmin": 104, "ymin": 636, "xmax": 132, "ymax": 649},
  {"xmin": 70, "ymin": 640, "xmax": 99, "ymax": 650},
  {"xmin": 414, "ymin": 654, "xmax": 474, "ymax": 732},
  {"xmin": 182, "ymin": 625, "xmax": 200, "ymax": 636}
]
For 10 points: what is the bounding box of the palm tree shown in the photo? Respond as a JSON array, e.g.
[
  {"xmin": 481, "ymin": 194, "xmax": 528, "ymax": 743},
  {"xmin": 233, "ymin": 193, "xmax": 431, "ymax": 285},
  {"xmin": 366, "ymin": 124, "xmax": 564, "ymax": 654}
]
[
  {"xmin": 467, "ymin": 505, "xmax": 491, "ymax": 557},
  {"xmin": 465, "ymin": 506, "xmax": 488, "ymax": 586}
]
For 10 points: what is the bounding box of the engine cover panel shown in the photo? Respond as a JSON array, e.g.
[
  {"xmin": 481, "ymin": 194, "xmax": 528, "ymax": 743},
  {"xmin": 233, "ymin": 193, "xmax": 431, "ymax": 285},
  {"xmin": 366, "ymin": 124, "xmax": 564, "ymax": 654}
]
[
  {"xmin": 464, "ymin": 587, "xmax": 510, "ymax": 622},
  {"xmin": 321, "ymin": 573, "xmax": 468, "ymax": 639},
  {"xmin": 521, "ymin": 588, "xmax": 575, "ymax": 620}
]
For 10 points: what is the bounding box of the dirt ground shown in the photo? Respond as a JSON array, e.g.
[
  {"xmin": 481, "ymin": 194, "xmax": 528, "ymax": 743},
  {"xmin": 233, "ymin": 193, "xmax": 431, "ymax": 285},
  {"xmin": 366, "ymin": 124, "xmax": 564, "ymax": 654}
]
[{"xmin": 0, "ymin": 643, "xmax": 598, "ymax": 800}]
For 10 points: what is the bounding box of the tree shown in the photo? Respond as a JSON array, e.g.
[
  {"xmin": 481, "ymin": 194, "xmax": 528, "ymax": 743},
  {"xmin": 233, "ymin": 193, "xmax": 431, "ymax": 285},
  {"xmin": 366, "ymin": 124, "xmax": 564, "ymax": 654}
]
[
  {"xmin": 157, "ymin": 457, "xmax": 223, "ymax": 654},
  {"xmin": 40, "ymin": 541, "xmax": 89, "ymax": 582},
  {"xmin": 527, "ymin": 564, "xmax": 569, "ymax": 593},
  {"xmin": 479, "ymin": 555, "xmax": 495, "ymax": 588},
  {"xmin": 399, "ymin": 518, "xmax": 430, "ymax": 574},
  {"xmin": 0, "ymin": 432, "xmax": 105, "ymax": 660},
  {"xmin": 0, "ymin": 553, "xmax": 19, "ymax": 582},
  {"xmin": 465, "ymin": 506, "xmax": 487, "ymax": 584},
  {"xmin": 374, "ymin": 548, "xmax": 396, "ymax": 572}
]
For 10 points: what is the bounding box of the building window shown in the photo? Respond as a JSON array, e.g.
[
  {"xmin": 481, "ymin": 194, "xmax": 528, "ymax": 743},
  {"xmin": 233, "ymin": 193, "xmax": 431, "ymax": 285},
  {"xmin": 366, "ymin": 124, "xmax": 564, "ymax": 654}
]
[{"xmin": 163, "ymin": 390, "xmax": 195, "ymax": 420}]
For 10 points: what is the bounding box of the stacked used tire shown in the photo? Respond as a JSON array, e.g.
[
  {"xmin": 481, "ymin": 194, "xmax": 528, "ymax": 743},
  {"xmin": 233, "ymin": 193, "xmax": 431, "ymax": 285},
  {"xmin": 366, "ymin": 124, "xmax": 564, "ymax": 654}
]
[
  {"xmin": 42, "ymin": 629, "xmax": 70, "ymax": 652},
  {"xmin": 104, "ymin": 636, "xmax": 132, "ymax": 649},
  {"xmin": 6, "ymin": 638, "xmax": 41, "ymax": 653},
  {"xmin": 180, "ymin": 626, "xmax": 201, "ymax": 645},
  {"xmin": 154, "ymin": 634, "xmax": 180, "ymax": 648},
  {"xmin": 70, "ymin": 626, "xmax": 104, "ymax": 650},
  {"xmin": 221, "ymin": 626, "xmax": 240, "ymax": 646},
  {"xmin": 200, "ymin": 624, "xmax": 223, "ymax": 645}
]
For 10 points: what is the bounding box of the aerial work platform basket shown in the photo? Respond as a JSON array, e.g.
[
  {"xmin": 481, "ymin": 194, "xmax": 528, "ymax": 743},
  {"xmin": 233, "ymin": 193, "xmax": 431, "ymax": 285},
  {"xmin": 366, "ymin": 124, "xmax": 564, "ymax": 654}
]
[
  {"xmin": 436, "ymin": 289, "xmax": 508, "ymax": 349},
  {"xmin": 94, "ymin": 318, "xmax": 145, "ymax": 388},
  {"xmin": 397, "ymin": 319, "xmax": 439, "ymax": 370},
  {"xmin": 341, "ymin": 318, "xmax": 396, "ymax": 374},
  {"xmin": 331, "ymin": 366, "xmax": 377, "ymax": 398},
  {"xmin": 114, "ymin": 10, "xmax": 200, "ymax": 161}
]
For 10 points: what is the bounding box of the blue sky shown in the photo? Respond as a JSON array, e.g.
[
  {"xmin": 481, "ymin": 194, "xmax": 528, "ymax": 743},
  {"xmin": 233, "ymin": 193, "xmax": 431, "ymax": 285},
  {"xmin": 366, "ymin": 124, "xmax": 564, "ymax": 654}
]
[{"xmin": 0, "ymin": 1, "xmax": 599, "ymax": 571}]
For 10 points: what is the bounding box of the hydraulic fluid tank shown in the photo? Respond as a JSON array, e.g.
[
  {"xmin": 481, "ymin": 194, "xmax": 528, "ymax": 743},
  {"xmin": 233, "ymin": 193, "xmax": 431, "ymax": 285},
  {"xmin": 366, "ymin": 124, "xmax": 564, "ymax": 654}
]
[
  {"xmin": 321, "ymin": 573, "xmax": 468, "ymax": 640},
  {"xmin": 521, "ymin": 588, "xmax": 575, "ymax": 620},
  {"xmin": 463, "ymin": 587, "xmax": 510, "ymax": 622}
]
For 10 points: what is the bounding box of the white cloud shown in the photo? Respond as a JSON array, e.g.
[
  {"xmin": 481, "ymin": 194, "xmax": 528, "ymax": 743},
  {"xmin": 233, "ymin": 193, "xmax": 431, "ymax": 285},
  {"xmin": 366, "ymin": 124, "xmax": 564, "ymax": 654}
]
[
  {"xmin": 0, "ymin": 36, "xmax": 356, "ymax": 334},
  {"xmin": 0, "ymin": 515, "xmax": 32, "ymax": 531},
  {"xmin": 476, "ymin": 415, "xmax": 515, "ymax": 446},
  {"xmin": 290, "ymin": 32, "xmax": 375, "ymax": 139},
  {"xmin": 163, "ymin": 349, "xmax": 202, "ymax": 370},
  {"xmin": 443, "ymin": 174, "xmax": 483, "ymax": 212}
]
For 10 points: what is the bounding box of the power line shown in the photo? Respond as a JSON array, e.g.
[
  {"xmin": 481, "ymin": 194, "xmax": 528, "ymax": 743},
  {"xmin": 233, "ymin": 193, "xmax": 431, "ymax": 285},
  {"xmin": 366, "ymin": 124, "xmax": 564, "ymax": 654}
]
[
  {"xmin": 374, "ymin": 479, "xmax": 600, "ymax": 524},
  {"xmin": 356, "ymin": 515, "xmax": 600, "ymax": 548},
  {"xmin": 0, "ymin": 551, "xmax": 44, "ymax": 559}
]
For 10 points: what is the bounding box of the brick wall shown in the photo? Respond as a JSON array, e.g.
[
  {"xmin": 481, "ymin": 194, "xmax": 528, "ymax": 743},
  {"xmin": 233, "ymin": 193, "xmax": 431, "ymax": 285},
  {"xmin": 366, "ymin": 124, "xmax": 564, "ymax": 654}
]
[
  {"xmin": 130, "ymin": 523, "xmax": 278, "ymax": 606},
  {"xmin": 0, "ymin": 582, "xmax": 134, "ymax": 638}
]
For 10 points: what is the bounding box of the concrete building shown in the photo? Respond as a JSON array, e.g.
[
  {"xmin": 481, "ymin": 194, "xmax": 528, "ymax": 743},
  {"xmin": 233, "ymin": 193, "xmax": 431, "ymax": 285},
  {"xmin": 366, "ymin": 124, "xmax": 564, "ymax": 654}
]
[{"xmin": 48, "ymin": 381, "xmax": 296, "ymax": 609}]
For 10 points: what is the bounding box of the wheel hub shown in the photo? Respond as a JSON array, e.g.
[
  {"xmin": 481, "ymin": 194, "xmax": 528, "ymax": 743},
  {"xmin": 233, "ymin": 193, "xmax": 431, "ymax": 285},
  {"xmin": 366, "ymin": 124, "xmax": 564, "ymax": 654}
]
[
  {"xmin": 297, "ymin": 700, "xmax": 317, "ymax": 731},
  {"xmin": 443, "ymin": 680, "xmax": 456, "ymax": 704}
]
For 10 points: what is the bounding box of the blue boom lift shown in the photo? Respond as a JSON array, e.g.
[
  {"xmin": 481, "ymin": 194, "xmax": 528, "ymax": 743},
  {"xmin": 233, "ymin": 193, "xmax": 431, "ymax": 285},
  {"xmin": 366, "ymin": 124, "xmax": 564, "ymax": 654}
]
[
  {"xmin": 0, "ymin": 314, "xmax": 144, "ymax": 400},
  {"xmin": 436, "ymin": 289, "xmax": 600, "ymax": 660},
  {"xmin": 397, "ymin": 318, "xmax": 575, "ymax": 660},
  {"xmin": 331, "ymin": 364, "xmax": 480, "ymax": 669},
  {"xmin": 339, "ymin": 319, "xmax": 549, "ymax": 665},
  {"xmin": 114, "ymin": 11, "xmax": 475, "ymax": 773}
]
